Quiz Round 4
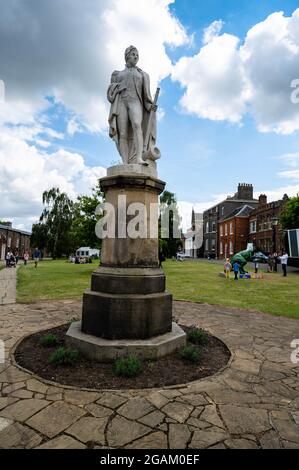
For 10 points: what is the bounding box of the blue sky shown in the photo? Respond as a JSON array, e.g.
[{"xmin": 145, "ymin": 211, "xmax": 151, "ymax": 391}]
[{"xmin": 0, "ymin": 0, "xmax": 299, "ymax": 230}]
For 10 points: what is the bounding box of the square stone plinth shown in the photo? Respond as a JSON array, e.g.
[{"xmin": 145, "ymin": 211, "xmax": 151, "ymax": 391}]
[{"xmin": 66, "ymin": 321, "xmax": 186, "ymax": 363}]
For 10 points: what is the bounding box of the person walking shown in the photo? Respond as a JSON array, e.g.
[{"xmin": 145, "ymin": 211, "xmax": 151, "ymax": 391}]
[
  {"xmin": 224, "ymin": 258, "xmax": 231, "ymax": 279},
  {"xmin": 273, "ymin": 252, "xmax": 278, "ymax": 272},
  {"xmin": 254, "ymin": 260, "xmax": 259, "ymax": 274},
  {"xmin": 233, "ymin": 261, "xmax": 239, "ymax": 280},
  {"xmin": 279, "ymin": 251, "xmax": 289, "ymax": 277},
  {"xmin": 33, "ymin": 247, "xmax": 41, "ymax": 268},
  {"xmin": 5, "ymin": 250, "xmax": 11, "ymax": 268}
]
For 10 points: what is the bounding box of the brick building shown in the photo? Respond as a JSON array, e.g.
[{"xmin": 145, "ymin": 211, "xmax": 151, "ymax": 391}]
[
  {"xmin": 0, "ymin": 222, "xmax": 31, "ymax": 261},
  {"xmin": 248, "ymin": 194, "xmax": 289, "ymax": 254},
  {"xmin": 218, "ymin": 205, "xmax": 255, "ymax": 260},
  {"xmin": 203, "ymin": 183, "xmax": 259, "ymax": 258}
]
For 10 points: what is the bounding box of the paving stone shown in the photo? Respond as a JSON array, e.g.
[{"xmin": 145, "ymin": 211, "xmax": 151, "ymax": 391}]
[
  {"xmin": 64, "ymin": 390, "xmax": 100, "ymax": 405},
  {"xmin": 96, "ymin": 393, "xmax": 127, "ymax": 410},
  {"xmin": 259, "ymin": 431, "xmax": 281, "ymax": 449},
  {"xmin": 0, "ymin": 367, "xmax": 29, "ymax": 384},
  {"xmin": 36, "ymin": 435, "xmax": 86, "ymax": 449},
  {"xmin": 125, "ymin": 431, "xmax": 167, "ymax": 449},
  {"xmin": 85, "ymin": 403, "xmax": 113, "ymax": 418},
  {"xmin": 207, "ymin": 389, "xmax": 262, "ymax": 405},
  {"xmin": 26, "ymin": 401, "xmax": 86, "ymax": 438},
  {"xmin": 168, "ymin": 424, "xmax": 191, "ymax": 449},
  {"xmin": 0, "ymin": 398, "xmax": 49, "ymax": 422},
  {"xmin": 146, "ymin": 392, "xmax": 169, "ymax": 409},
  {"xmin": 118, "ymin": 397, "xmax": 154, "ymax": 420},
  {"xmin": 107, "ymin": 415, "xmax": 150, "ymax": 447},
  {"xmin": 220, "ymin": 405, "xmax": 271, "ymax": 434},
  {"xmin": 291, "ymin": 411, "xmax": 299, "ymax": 425},
  {"xmin": 162, "ymin": 402, "xmax": 193, "ymax": 424},
  {"xmin": 282, "ymin": 440, "xmax": 299, "ymax": 449},
  {"xmin": 0, "ymin": 416, "xmax": 13, "ymax": 432},
  {"xmin": 186, "ymin": 417, "xmax": 212, "ymax": 430},
  {"xmin": 139, "ymin": 410, "xmax": 165, "ymax": 428},
  {"xmin": 208, "ymin": 443, "xmax": 226, "ymax": 449},
  {"xmin": 190, "ymin": 407, "xmax": 204, "ymax": 418},
  {"xmin": 231, "ymin": 359, "xmax": 261, "ymax": 375},
  {"xmin": 225, "ymin": 439, "xmax": 258, "ymax": 449},
  {"xmin": 270, "ymin": 418, "xmax": 299, "ymax": 444},
  {"xmin": 66, "ymin": 416, "xmax": 108, "ymax": 445},
  {"xmin": 189, "ymin": 428, "xmax": 228, "ymax": 449},
  {"xmin": 0, "ymin": 397, "xmax": 19, "ymax": 411},
  {"xmin": 177, "ymin": 393, "xmax": 208, "ymax": 407},
  {"xmin": 11, "ymin": 390, "xmax": 33, "ymax": 399},
  {"xmin": 160, "ymin": 390, "xmax": 182, "ymax": 399},
  {"xmin": 158, "ymin": 423, "xmax": 168, "ymax": 432},
  {"xmin": 2, "ymin": 382, "xmax": 26, "ymax": 394},
  {"xmin": 26, "ymin": 379, "xmax": 48, "ymax": 394},
  {"xmin": 200, "ymin": 405, "xmax": 225, "ymax": 429},
  {"xmin": 46, "ymin": 393, "xmax": 63, "ymax": 401},
  {"xmin": 0, "ymin": 422, "xmax": 42, "ymax": 448}
]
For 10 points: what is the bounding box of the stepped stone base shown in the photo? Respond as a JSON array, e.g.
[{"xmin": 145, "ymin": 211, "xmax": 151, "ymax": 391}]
[{"xmin": 66, "ymin": 321, "xmax": 186, "ymax": 363}]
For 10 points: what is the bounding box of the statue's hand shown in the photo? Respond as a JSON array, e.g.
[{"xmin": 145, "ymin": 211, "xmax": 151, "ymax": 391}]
[
  {"xmin": 117, "ymin": 85, "xmax": 127, "ymax": 93},
  {"xmin": 151, "ymin": 104, "xmax": 158, "ymax": 112}
]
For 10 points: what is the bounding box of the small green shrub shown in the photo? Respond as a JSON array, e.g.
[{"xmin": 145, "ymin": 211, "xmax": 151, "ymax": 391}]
[
  {"xmin": 40, "ymin": 333, "xmax": 59, "ymax": 347},
  {"xmin": 48, "ymin": 347, "xmax": 79, "ymax": 366},
  {"xmin": 187, "ymin": 327, "xmax": 208, "ymax": 345},
  {"xmin": 114, "ymin": 356, "xmax": 142, "ymax": 378},
  {"xmin": 179, "ymin": 345, "xmax": 200, "ymax": 363}
]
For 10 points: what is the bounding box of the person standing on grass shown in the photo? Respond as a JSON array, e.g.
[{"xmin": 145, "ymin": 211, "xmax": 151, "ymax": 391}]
[
  {"xmin": 23, "ymin": 251, "xmax": 29, "ymax": 266},
  {"xmin": 273, "ymin": 251, "xmax": 278, "ymax": 272},
  {"xmin": 33, "ymin": 247, "xmax": 41, "ymax": 268},
  {"xmin": 224, "ymin": 258, "xmax": 231, "ymax": 279},
  {"xmin": 279, "ymin": 251, "xmax": 289, "ymax": 277},
  {"xmin": 254, "ymin": 260, "xmax": 259, "ymax": 274},
  {"xmin": 233, "ymin": 261, "xmax": 239, "ymax": 280}
]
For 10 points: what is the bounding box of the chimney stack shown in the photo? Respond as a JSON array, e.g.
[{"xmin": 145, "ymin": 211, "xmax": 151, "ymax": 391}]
[
  {"xmin": 259, "ymin": 194, "xmax": 267, "ymax": 206},
  {"xmin": 237, "ymin": 183, "xmax": 253, "ymax": 200}
]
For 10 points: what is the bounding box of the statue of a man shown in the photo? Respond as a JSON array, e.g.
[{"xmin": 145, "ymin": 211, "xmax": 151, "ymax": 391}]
[{"xmin": 107, "ymin": 46, "xmax": 159, "ymax": 165}]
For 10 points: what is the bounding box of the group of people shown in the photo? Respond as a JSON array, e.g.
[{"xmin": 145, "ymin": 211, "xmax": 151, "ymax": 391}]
[
  {"xmin": 69, "ymin": 256, "xmax": 93, "ymax": 264},
  {"xmin": 5, "ymin": 248, "xmax": 41, "ymax": 268},
  {"xmin": 223, "ymin": 251, "xmax": 289, "ymax": 280}
]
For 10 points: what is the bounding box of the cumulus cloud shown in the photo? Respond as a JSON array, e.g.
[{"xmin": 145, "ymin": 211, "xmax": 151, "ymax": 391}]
[
  {"xmin": 172, "ymin": 8, "xmax": 299, "ymax": 134},
  {"xmin": 0, "ymin": 127, "xmax": 106, "ymax": 230},
  {"xmin": 203, "ymin": 20, "xmax": 224, "ymax": 44},
  {"xmin": 0, "ymin": 0, "xmax": 189, "ymax": 132}
]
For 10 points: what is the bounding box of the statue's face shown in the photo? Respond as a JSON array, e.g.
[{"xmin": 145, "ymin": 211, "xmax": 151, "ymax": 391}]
[{"xmin": 126, "ymin": 49, "xmax": 139, "ymax": 67}]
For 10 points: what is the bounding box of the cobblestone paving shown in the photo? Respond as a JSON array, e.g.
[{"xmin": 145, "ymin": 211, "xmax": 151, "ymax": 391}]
[
  {"xmin": 0, "ymin": 299, "xmax": 298, "ymax": 449},
  {"xmin": 0, "ymin": 266, "xmax": 19, "ymax": 305}
]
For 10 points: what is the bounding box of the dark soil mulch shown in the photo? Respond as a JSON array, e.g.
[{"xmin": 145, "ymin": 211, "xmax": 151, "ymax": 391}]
[{"xmin": 14, "ymin": 324, "xmax": 231, "ymax": 390}]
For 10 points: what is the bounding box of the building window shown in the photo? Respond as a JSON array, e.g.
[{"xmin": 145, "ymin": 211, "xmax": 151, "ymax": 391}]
[
  {"xmin": 225, "ymin": 224, "xmax": 228, "ymax": 236},
  {"xmin": 250, "ymin": 220, "xmax": 256, "ymax": 233},
  {"xmin": 16, "ymin": 237, "xmax": 20, "ymax": 248},
  {"xmin": 220, "ymin": 225, "xmax": 223, "ymax": 237},
  {"xmin": 205, "ymin": 239, "xmax": 209, "ymax": 251},
  {"xmin": 224, "ymin": 243, "xmax": 228, "ymax": 257},
  {"xmin": 220, "ymin": 242, "xmax": 223, "ymax": 254},
  {"xmin": 221, "ymin": 206, "xmax": 224, "ymax": 216},
  {"xmin": 206, "ymin": 222, "xmax": 209, "ymax": 233},
  {"xmin": 230, "ymin": 222, "xmax": 233, "ymax": 234},
  {"xmin": 211, "ymin": 239, "xmax": 216, "ymax": 249},
  {"xmin": 8, "ymin": 236, "xmax": 11, "ymax": 247},
  {"xmin": 212, "ymin": 221, "xmax": 216, "ymax": 232},
  {"xmin": 230, "ymin": 241, "xmax": 234, "ymax": 254}
]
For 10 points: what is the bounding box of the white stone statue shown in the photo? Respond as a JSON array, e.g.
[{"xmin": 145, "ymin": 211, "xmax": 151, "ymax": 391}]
[{"xmin": 107, "ymin": 46, "xmax": 161, "ymax": 166}]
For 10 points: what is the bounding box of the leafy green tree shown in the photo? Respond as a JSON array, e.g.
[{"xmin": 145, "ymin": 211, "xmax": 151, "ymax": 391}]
[
  {"xmin": 280, "ymin": 195, "xmax": 299, "ymax": 229},
  {"xmin": 40, "ymin": 187, "xmax": 74, "ymax": 258},
  {"xmin": 30, "ymin": 223, "xmax": 48, "ymax": 251},
  {"xmin": 70, "ymin": 187, "xmax": 104, "ymax": 249},
  {"xmin": 159, "ymin": 190, "xmax": 182, "ymax": 258}
]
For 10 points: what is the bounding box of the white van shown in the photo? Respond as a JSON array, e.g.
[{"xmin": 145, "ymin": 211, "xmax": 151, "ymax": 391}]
[{"xmin": 76, "ymin": 247, "xmax": 100, "ymax": 258}]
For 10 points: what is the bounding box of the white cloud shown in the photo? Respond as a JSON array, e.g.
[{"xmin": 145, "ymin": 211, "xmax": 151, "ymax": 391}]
[
  {"xmin": 172, "ymin": 8, "xmax": 299, "ymax": 134},
  {"xmin": 0, "ymin": 0, "xmax": 189, "ymax": 133},
  {"xmin": 0, "ymin": 127, "xmax": 106, "ymax": 231},
  {"xmin": 278, "ymin": 169, "xmax": 299, "ymax": 180},
  {"xmin": 203, "ymin": 20, "xmax": 224, "ymax": 44}
]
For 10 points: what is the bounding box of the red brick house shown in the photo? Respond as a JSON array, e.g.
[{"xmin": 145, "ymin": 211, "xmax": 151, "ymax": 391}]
[
  {"xmin": 0, "ymin": 222, "xmax": 31, "ymax": 261},
  {"xmin": 248, "ymin": 194, "xmax": 288, "ymax": 254},
  {"xmin": 218, "ymin": 205, "xmax": 255, "ymax": 259}
]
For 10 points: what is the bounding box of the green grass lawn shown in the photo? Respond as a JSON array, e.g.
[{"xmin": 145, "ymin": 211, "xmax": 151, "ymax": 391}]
[{"xmin": 17, "ymin": 259, "xmax": 299, "ymax": 319}]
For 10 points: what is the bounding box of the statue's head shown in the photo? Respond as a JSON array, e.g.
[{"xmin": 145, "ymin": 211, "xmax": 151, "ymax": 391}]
[{"xmin": 125, "ymin": 45, "xmax": 139, "ymax": 67}]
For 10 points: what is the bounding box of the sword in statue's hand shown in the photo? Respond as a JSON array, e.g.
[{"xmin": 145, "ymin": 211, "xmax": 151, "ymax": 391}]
[{"xmin": 143, "ymin": 87, "xmax": 161, "ymax": 161}]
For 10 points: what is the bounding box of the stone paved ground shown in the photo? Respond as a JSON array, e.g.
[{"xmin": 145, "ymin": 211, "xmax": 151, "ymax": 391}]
[
  {"xmin": 0, "ymin": 299, "xmax": 299, "ymax": 449},
  {"xmin": 0, "ymin": 266, "xmax": 18, "ymax": 306}
]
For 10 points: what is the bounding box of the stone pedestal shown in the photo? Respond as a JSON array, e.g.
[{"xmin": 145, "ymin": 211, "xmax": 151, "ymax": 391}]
[{"xmin": 66, "ymin": 165, "xmax": 186, "ymax": 361}]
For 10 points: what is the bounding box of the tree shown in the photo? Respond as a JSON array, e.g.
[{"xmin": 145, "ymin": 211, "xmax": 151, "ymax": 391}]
[
  {"xmin": 70, "ymin": 187, "xmax": 104, "ymax": 249},
  {"xmin": 40, "ymin": 187, "xmax": 74, "ymax": 258},
  {"xmin": 280, "ymin": 195, "xmax": 299, "ymax": 229},
  {"xmin": 159, "ymin": 190, "xmax": 182, "ymax": 258},
  {"xmin": 30, "ymin": 223, "xmax": 48, "ymax": 251}
]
